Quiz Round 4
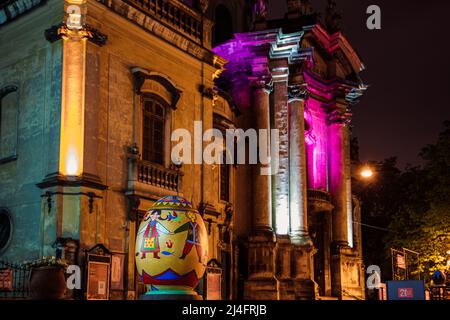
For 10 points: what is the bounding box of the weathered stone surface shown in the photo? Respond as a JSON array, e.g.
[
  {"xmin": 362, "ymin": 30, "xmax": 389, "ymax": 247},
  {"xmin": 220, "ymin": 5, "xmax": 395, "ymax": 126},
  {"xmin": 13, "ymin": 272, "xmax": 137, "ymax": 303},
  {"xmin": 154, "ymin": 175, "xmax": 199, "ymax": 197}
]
[{"xmin": 0, "ymin": 0, "xmax": 63, "ymax": 262}]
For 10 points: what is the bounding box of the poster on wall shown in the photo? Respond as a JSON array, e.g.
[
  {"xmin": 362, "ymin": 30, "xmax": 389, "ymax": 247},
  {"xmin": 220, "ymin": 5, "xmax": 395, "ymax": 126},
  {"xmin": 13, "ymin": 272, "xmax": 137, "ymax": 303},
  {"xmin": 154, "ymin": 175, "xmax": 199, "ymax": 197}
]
[
  {"xmin": 0, "ymin": 268, "xmax": 13, "ymax": 291},
  {"xmin": 206, "ymin": 272, "xmax": 222, "ymax": 300},
  {"xmin": 111, "ymin": 254, "xmax": 125, "ymax": 291},
  {"xmin": 87, "ymin": 261, "xmax": 110, "ymax": 300}
]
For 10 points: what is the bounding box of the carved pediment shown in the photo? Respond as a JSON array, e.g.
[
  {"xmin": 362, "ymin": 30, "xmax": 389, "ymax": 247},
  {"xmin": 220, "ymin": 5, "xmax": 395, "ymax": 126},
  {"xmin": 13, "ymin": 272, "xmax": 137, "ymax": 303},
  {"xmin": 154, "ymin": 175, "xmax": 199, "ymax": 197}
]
[{"xmin": 131, "ymin": 67, "xmax": 183, "ymax": 110}]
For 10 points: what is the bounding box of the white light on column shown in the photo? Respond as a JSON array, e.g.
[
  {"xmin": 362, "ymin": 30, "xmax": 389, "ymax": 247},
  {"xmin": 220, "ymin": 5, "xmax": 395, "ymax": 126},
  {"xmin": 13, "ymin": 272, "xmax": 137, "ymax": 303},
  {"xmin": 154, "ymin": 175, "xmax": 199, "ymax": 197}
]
[
  {"xmin": 276, "ymin": 199, "xmax": 290, "ymax": 235},
  {"xmin": 66, "ymin": 148, "xmax": 79, "ymax": 176}
]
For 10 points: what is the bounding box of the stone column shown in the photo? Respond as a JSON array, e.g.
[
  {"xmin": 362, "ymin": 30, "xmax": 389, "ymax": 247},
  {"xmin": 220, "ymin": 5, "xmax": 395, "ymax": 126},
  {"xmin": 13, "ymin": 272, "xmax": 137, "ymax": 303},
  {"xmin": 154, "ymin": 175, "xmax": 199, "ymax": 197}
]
[
  {"xmin": 244, "ymin": 77, "xmax": 278, "ymax": 300},
  {"xmin": 251, "ymin": 77, "xmax": 273, "ymax": 233},
  {"xmin": 271, "ymin": 61, "xmax": 290, "ymax": 236},
  {"xmin": 288, "ymin": 85, "xmax": 310, "ymax": 245},
  {"xmin": 327, "ymin": 109, "xmax": 352, "ymax": 248}
]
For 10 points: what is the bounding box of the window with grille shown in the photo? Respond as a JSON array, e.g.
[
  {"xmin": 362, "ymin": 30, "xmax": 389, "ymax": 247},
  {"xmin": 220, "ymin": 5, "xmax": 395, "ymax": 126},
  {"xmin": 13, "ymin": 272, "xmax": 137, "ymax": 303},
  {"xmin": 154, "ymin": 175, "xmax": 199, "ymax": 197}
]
[{"xmin": 142, "ymin": 96, "xmax": 166, "ymax": 165}]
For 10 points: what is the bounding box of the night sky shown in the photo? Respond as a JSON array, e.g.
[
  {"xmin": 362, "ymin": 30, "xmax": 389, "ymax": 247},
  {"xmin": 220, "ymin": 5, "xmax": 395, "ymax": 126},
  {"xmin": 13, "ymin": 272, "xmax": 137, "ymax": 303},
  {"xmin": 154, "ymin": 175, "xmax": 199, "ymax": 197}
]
[{"xmin": 270, "ymin": 0, "xmax": 450, "ymax": 168}]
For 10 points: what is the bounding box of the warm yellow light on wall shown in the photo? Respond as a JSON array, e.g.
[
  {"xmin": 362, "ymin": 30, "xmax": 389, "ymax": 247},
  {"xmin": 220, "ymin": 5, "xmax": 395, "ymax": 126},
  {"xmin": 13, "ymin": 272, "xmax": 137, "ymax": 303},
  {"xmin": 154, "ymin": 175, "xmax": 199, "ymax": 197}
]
[
  {"xmin": 59, "ymin": 35, "xmax": 87, "ymax": 177},
  {"xmin": 66, "ymin": 147, "xmax": 79, "ymax": 176}
]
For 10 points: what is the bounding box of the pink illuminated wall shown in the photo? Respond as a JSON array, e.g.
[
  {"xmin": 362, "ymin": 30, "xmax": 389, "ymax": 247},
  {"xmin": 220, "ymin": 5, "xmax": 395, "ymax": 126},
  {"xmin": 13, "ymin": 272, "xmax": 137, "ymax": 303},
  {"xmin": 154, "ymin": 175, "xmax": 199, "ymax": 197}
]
[{"xmin": 305, "ymin": 98, "xmax": 329, "ymax": 191}]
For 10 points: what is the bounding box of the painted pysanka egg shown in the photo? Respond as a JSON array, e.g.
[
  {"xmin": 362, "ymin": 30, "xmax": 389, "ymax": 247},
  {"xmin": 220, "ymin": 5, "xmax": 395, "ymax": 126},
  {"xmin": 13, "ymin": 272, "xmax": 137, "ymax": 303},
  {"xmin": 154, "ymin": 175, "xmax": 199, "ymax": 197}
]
[{"xmin": 135, "ymin": 196, "xmax": 208, "ymax": 296}]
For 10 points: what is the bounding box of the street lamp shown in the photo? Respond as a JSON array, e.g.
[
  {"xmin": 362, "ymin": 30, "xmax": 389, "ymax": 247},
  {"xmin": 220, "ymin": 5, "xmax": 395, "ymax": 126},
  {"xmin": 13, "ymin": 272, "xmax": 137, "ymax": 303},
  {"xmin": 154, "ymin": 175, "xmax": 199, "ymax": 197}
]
[{"xmin": 360, "ymin": 167, "xmax": 374, "ymax": 179}]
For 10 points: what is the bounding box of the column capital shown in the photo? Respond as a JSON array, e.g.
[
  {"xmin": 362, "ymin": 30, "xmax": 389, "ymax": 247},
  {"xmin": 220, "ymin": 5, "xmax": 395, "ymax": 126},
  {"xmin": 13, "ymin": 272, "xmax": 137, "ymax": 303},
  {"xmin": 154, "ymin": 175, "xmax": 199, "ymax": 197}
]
[
  {"xmin": 270, "ymin": 60, "xmax": 289, "ymax": 83},
  {"xmin": 250, "ymin": 76, "xmax": 273, "ymax": 94},
  {"xmin": 45, "ymin": 23, "xmax": 108, "ymax": 46},
  {"xmin": 326, "ymin": 109, "xmax": 352, "ymax": 126},
  {"xmin": 288, "ymin": 83, "xmax": 307, "ymax": 102}
]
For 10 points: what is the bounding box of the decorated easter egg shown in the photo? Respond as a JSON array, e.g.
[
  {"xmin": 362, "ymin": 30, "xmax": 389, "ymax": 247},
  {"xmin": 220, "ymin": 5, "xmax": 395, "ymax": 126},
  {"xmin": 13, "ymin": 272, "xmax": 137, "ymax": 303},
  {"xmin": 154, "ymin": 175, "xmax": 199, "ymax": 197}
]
[{"xmin": 135, "ymin": 196, "xmax": 208, "ymax": 296}]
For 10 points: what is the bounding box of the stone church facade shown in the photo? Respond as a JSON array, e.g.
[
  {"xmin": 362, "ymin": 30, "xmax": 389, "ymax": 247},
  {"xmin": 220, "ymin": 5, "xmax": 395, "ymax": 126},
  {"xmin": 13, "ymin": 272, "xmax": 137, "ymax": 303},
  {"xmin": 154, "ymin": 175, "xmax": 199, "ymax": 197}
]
[{"xmin": 0, "ymin": 0, "xmax": 366, "ymax": 300}]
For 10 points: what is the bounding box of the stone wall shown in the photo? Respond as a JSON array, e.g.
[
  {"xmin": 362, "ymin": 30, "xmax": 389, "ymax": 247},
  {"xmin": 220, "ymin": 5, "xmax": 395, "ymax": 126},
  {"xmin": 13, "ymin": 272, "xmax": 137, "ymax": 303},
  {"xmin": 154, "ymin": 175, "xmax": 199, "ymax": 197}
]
[{"xmin": 0, "ymin": 0, "xmax": 64, "ymax": 261}]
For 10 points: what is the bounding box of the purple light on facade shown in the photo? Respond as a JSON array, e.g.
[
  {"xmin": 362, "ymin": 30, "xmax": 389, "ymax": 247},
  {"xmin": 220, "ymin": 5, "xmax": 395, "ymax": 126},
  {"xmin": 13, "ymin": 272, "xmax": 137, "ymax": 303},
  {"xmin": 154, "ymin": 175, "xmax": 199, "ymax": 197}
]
[
  {"xmin": 304, "ymin": 109, "xmax": 315, "ymax": 146},
  {"xmin": 305, "ymin": 98, "xmax": 329, "ymax": 191},
  {"xmin": 213, "ymin": 38, "xmax": 262, "ymax": 110}
]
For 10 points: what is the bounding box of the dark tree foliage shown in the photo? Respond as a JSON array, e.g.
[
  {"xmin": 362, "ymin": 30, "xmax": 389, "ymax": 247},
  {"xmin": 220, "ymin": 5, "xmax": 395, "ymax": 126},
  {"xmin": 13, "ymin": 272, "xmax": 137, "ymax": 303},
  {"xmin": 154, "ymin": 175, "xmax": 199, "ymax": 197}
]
[{"xmin": 359, "ymin": 121, "xmax": 450, "ymax": 284}]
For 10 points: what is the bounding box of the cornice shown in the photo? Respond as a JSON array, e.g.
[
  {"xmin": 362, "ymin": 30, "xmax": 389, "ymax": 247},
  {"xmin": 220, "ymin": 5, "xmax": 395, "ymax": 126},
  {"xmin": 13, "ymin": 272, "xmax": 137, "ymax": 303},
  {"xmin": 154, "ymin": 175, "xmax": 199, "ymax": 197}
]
[
  {"xmin": 303, "ymin": 70, "xmax": 367, "ymax": 105},
  {"xmin": 96, "ymin": 0, "xmax": 219, "ymax": 67},
  {"xmin": 214, "ymin": 28, "xmax": 310, "ymax": 87},
  {"xmin": 307, "ymin": 23, "xmax": 365, "ymax": 74},
  {"xmin": 37, "ymin": 172, "xmax": 108, "ymax": 190},
  {"xmin": 0, "ymin": 0, "xmax": 47, "ymax": 27}
]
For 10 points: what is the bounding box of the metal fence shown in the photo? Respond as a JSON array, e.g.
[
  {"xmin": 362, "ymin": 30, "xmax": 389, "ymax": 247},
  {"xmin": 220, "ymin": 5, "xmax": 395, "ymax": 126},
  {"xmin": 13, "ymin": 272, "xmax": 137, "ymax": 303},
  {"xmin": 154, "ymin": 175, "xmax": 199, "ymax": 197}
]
[
  {"xmin": 430, "ymin": 286, "xmax": 450, "ymax": 300},
  {"xmin": 0, "ymin": 261, "xmax": 30, "ymax": 299}
]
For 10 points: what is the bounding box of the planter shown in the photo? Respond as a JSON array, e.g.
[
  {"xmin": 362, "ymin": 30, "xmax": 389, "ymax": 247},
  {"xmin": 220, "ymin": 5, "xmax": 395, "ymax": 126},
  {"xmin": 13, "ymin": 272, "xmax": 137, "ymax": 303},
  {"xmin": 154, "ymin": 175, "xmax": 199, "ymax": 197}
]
[{"xmin": 29, "ymin": 266, "xmax": 66, "ymax": 300}]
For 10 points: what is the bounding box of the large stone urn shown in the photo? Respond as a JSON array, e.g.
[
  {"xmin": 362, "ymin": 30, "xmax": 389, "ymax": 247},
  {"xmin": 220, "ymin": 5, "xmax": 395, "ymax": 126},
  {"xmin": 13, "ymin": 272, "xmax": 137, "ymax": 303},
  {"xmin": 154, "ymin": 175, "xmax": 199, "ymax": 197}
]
[
  {"xmin": 135, "ymin": 196, "xmax": 208, "ymax": 299},
  {"xmin": 29, "ymin": 266, "xmax": 66, "ymax": 300}
]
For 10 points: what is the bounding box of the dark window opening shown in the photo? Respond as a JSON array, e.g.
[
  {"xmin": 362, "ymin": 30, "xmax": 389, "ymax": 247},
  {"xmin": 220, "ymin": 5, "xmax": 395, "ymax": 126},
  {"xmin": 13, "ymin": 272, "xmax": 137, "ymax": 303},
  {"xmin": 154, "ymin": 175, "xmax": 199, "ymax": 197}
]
[
  {"xmin": 0, "ymin": 85, "xmax": 19, "ymax": 161},
  {"xmin": 214, "ymin": 114, "xmax": 232, "ymax": 202},
  {"xmin": 220, "ymin": 151, "xmax": 230, "ymax": 202},
  {"xmin": 213, "ymin": 4, "xmax": 233, "ymax": 46},
  {"xmin": 0, "ymin": 209, "xmax": 12, "ymax": 252},
  {"xmin": 142, "ymin": 96, "xmax": 166, "ymax": 165}
]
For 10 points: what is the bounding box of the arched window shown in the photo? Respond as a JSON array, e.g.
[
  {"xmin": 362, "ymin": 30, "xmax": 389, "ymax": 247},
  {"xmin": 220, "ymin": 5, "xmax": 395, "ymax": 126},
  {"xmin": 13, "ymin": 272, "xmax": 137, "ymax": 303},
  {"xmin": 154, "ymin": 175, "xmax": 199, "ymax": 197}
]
[
  {"xmin": 0, "ymin": 209, "xmax": 12, "ymax": 253},
  {"xmin": 142, "ymin": 95, "xmax": 167, "ymax": 165},
  {"xmin": 213, "ymin": 4, "xmax": 233, "ymax": 46},
  {"xmin": 0, "ymin": 85, "xmax": 19, "ymax": 163}
]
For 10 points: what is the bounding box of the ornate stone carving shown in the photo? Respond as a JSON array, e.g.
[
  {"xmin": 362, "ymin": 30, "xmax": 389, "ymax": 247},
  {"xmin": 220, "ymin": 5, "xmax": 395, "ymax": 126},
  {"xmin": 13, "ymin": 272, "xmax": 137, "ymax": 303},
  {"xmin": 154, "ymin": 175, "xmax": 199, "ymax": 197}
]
[
  {"xmin": 44, "ymin": 24, "xmax": 64, "ymax": 43},
  {"xmin": 195, "ymin": 0, "xmax": 209, "ymax": 14},
  {"xmin": 253, "ymin": 0, "xmax": 268, "ymax": 22},
  {"xmin": 199, "ymin": 84, "xmax": 216, "ymax": 100},
  {"xmin": 98, "ymin": 0, "xmax": 216, "ymax": 65},
  {"xmin": 326, "ymin": 109, "xmax": 352, "ymax": 126},
  {"xmin": 288, "ymin": 83, "xmax": 308, "ymax": 101},
  {"xmin": 131, "ymin": 68, "xmax": 182, "ymax": 109},
  {"xmin": 44, "ymin": 23, "xmax": 108, "ymax": 46},
  {"xmin": 84, "ymin": 25, "xmax": 108, "ymax": 46},
  {"xmin": 0, "ymin": 0, "xmax": 47, "ymax": 27},
  {"xmin": 250, "ymin": 77, "xmax": 273, "ymax": 93}
]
